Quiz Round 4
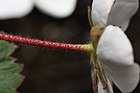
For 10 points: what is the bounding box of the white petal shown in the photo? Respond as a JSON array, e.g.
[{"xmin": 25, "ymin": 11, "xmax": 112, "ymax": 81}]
[
  {"xmin": 98, "ymin": 79, "xmax": 113, "ymax": 93},
  {"xmin": 0, "ymin": 0, "xmax": 34, "ymax": 19},
  {"xmin": 97, "ymin": 25, "xmax": 140, "ymax": 92},
  {"xmin": 92, "ymin": 0, "xmax": 115, "ymax": 26},
  {"xmin": 35, "ymin": 0, "xmax": 77, "ymax": 18},
  {"xmin": 107, "ymin": 0, "xmax": 139, "ymax": 31},
  {"xmin": 97, "ymin": 25, "xmax": 134, "ymax": 66},
  {"xmin": 104, "ymin": 63, "xmax": 139, "ymax": 92}
]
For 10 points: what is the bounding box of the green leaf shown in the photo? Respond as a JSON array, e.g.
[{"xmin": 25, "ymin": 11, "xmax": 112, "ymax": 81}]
[
  {"xmin": 0, "ymin": 40, "xmax": 23, "ymax": 93},
  {"xmin": 0, "ymin": 40, "xmax": 15, "ymax": 60}
]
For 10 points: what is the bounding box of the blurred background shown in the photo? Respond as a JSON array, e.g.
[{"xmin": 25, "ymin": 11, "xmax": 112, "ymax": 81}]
[{"xmin": 0, "ymin": 0, "xmax": 139, "ymax": 93}]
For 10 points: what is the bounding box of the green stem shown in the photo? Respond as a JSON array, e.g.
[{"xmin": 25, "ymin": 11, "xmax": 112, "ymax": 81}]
[{"xmin": 88, "ymin": 6, "xmax": 94, "ymax": 27}]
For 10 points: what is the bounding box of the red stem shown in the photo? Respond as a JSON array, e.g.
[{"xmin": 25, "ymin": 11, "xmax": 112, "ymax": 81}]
[{"xmin": 0, "ymin": 33, "xmax": 92, "ymax": 52}]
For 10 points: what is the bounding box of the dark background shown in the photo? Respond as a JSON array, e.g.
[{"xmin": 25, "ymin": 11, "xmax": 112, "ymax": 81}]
[{"xmin": 0, "ymin": 0, "xmax": 140, "ymax": 93}]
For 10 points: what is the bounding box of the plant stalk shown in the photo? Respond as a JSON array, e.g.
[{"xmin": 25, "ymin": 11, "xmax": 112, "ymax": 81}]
[{"xmin": 0, "ymin": 33, "xmax": 93, "ymax": 53}]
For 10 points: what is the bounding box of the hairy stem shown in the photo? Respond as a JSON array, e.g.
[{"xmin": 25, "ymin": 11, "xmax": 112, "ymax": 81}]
[{"xmin": 0, "ymin": 33, "xmax": 93, "ymax": 53}]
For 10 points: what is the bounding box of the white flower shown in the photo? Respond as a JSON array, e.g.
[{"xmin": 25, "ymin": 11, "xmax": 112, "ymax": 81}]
[
  {"xmin": 0, "ymin": 0, "xmax": 77, "ymax": 19},
  {"xmin": 91, "ymin": 0, "xmax": 139, "ymax": 93}
]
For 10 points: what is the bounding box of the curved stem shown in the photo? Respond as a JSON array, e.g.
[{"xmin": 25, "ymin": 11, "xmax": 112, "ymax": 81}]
[
  {"xmin": 88, "ymin": 6, "xmax": 94, "ymax": 27},
  {"xmin": 0, "ymin": 33, "xmax": 94, "ymax": 53}
]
